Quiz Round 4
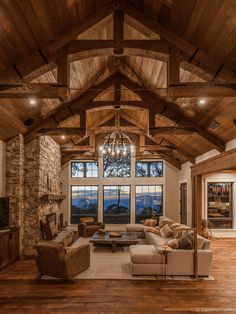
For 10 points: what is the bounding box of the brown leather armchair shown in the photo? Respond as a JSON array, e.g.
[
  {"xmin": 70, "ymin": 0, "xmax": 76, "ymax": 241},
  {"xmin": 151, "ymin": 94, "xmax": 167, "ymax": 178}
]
[
  {"xmin": 78, "ymin": 217, "xmax": 105, "ymax": 237},
  {"xmin": 34, "ymin": 242, "xmax": 90, "ymax": 279}
]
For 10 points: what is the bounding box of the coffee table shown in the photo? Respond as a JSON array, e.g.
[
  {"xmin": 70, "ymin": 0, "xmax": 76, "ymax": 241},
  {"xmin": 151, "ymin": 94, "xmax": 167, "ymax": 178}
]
[{"xmin": 90, "ymin": 232, "xmax": 138, "ymax": 253}]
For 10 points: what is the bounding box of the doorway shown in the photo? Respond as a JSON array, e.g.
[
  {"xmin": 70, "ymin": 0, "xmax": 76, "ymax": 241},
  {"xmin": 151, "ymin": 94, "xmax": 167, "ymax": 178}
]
[{"xmin": 180, "ymin": 183, "xmax": 187, "ymax": 224}]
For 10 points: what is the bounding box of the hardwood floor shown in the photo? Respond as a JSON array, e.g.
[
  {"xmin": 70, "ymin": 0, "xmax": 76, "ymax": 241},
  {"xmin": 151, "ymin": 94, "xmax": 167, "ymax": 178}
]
[{"xmin": 0, "ymin": 238, "xmax": 236, "ymax": 314}]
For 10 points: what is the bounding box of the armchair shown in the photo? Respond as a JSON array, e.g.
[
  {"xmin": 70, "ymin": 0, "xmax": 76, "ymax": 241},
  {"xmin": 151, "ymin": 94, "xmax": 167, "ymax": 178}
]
[
  {"xmin": 34, "ymin": 242, "xmax": 90, "ymax": 279},
  {"xmin": 78, "ymin": 217, "xmax": 105, "ymax": 237}
]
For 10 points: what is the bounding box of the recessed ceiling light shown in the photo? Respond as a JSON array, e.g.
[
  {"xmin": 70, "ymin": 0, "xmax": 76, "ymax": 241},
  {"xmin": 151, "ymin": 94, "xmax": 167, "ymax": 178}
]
[
  {"xmin": 29, "ymin": 98, "xmax": 37, "ymax": 106},
  {"xmin": 198, "ymin": 99, "xmax": 206, "ymax": 105},
  {"xmin": 61, "ymin": 135, "xmax": 66, "ymax": 140},
  {"xmin": 208, "ymin": 120, "xmax": 221, "ymax": 129}
]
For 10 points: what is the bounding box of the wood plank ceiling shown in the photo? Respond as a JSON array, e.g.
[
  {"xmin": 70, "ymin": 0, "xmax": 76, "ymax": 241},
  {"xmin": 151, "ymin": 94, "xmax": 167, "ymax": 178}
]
[{"xmin": 0, "ymin": 0, "xmax": 236, "ymax": 167}]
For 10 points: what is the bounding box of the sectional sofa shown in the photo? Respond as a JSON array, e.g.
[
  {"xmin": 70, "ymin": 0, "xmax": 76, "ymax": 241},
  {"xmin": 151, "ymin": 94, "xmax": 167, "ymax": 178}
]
[{"xmin": 126, "ymin": 222, "xmax": 213, "ymax": 277}]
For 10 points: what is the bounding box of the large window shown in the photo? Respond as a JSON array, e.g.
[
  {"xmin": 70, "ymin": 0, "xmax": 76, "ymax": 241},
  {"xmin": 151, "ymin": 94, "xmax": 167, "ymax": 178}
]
[
  {"xmin": 136, "ymin": 161, "xmax": 163, "ymax": 177},
  {"xmin": 71, "ymin": 162, "xmax": 98, "ymax": 178},
  {"xmin": 103, "ymin": 186, "xmax": 130, "ymax": 224},
  {"xmin": 71, "ymin": 186, "xmax": 98, "ymax": 224},
  {"xmin": 103, "ymin": 155, "xmax": 131, "ymax": 177},
  {"xmin": 135, "ymin": 186, "xmax": 163, "ymax": 223}
]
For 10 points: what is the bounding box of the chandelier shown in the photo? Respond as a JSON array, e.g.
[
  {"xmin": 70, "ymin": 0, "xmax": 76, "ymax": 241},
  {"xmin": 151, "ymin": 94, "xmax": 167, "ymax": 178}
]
[{"xmin": 99, "ymin": 131, "xmax": 135, "ymax": 156}]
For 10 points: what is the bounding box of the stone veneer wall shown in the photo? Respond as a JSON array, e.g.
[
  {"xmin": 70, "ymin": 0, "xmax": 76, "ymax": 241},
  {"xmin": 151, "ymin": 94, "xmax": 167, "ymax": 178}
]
[
  {"xmin": 6, "ymin": 134, "xmax": 25, "ymax": 252},
  {"xmin": 6, "ymin": 135, "xmax": 61, "ymax": 256}
]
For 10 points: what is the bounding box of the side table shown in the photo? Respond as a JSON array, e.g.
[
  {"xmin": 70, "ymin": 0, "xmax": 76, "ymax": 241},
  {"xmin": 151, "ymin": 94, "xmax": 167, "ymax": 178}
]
[{"xmin": 156, "ymin": 245, "xmax": 172, "ymax": 276}]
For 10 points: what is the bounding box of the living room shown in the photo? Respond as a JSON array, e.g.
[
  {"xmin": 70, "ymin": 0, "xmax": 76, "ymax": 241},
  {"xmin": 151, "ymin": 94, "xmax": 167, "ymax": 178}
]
[{"xmin": 1, "ymin": 0, "xmax": 236, "ymax": 313}]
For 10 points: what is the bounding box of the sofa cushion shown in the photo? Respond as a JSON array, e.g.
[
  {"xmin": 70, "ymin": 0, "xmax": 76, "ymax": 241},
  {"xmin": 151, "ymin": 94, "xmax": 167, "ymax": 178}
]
[
  {"xmin": 126, "ymin": 224, "xmax": 145, "ymax": 232},
  {"xmin": 145, "ymin": 231, "xmax": 168, "ymax": 247},
  {"xmin": 160, "ymin": 224, "xmax": 172, "ymax": 238},
  {"xmin": 130, "ymin": 245, "xmax": 165, "ymax": 264}
]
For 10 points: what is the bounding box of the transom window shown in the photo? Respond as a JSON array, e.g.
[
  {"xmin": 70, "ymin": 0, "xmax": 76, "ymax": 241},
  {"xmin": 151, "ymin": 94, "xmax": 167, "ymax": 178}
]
[
  {"xmin": 103, "ymin": 154, "xmax": 131, "ymax": 177},
  {"xmin": 135, "ymin": 185, "xmax": 163, "ymax": 223},
  {"xmin": 71, "ymin": 162, "xmax": 98, "ymax": 178},
  {"xmin": 136, "ymin": 161, "xmax": 163, "ymax": 177}
]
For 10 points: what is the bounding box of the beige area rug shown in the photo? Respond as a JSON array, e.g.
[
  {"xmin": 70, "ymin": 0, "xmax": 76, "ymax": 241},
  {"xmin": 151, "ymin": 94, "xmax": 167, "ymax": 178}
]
[{"xmin": 43, "ymin": 237, "xmax": 214, "ymax": 281}]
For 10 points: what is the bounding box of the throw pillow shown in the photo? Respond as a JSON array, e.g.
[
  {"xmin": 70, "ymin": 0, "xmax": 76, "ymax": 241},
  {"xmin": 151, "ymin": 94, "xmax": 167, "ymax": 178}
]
[
  {"xmin": 144, "ymin": 219, "xmax": 158, "ymax": 227},
  {"xmin": 159, "ymin": 217, "xmax": 175, "ymax": 228},
  {"xmin": 178, "ymin": 233, "xmax": 193, "ymax": 250},
  {"xmin": 146, "ymin": 226, "xmax": 161, "ymax": 235},
  {"xmin": 170, "ymin": 223, "xmax": 183, "ymax": 230},
  {"xmin": 166, "ymin": 239, "xmax": 179, "ymax": 249},
  {"xmin": 160, "ymin": 224, "xmax": 172, "ymax": 238}
]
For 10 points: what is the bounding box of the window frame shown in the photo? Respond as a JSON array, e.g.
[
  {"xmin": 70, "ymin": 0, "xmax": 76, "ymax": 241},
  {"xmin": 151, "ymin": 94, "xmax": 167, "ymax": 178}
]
[
  {"xmin": 103, "ymin": 185, "xmax": 131, "ymax": 224},
  {"xmin": 71, "ymin": 161, "xmax": 98, "ymax": 178},
  {"xmin": 135, "ymin": 185, "xmax": 164, "ymax": 223},
  {"xmin": 70, "ymin": 185, "xmax": 99, "ymax": 224},
  {"xmin": 135, "ymin": 160, "xmax": 163, "ymax": 178}
]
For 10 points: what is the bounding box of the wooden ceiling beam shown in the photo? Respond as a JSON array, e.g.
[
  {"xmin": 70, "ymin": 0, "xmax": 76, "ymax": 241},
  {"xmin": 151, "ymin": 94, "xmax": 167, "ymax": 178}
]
[
  {"xmin": 118, "ymin": 0, "xmax": 236, "ymax": 81},
  {"xmin": 167, "ymin": 45, "xmax": 180, "ymax": 86},
  {"xmin": 168, "ymin": 82, "xmax": 236, "ymax": 98},
  {"xmin": 0, "ymin": 1, "xmax": 116, "ymax": 82},
  {"xmin": 150, "ymin": 127, "xmax": 196, "ymax": 135},
  {"xmin": 66, "ymin": 39, "xmax": 170, "ymax": 57},
  {"xmin": 119, "ymin": 110, "xmax": 195, "ymax": 163},
  {"xmin": 113, "ymin": 10, "xmax": 124, "ymax": 55},
  {"xmin": 57, "ymin": 46, "xmax": 70, "ymax": 101},
  {"xmin": 119, "ymin": 70, "xmax": 225, "ymax": 152},
  {"xmin": 24, "ymin": 71, "xmax": 119, "ymax": 143}
]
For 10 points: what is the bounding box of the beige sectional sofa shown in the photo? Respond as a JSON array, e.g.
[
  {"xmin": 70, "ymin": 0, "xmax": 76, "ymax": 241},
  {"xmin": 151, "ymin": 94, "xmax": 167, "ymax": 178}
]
[{"xmin": 126, "ymin": 223, "xmax": 213, "ymax": 277}]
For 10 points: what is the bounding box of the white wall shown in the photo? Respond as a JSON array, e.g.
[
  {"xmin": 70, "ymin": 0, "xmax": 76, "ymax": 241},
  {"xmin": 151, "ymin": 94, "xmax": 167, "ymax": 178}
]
[
  {"xmin": 179, "ymin": 161, "xmax": 193, "ymax": 226},
  {"xmin": 60, "ymin": 157, "xmax": 180, "ymax": 224},
  {"xmin": 0, "ymin": 140, "xmax": 6, "ymax": 197}
]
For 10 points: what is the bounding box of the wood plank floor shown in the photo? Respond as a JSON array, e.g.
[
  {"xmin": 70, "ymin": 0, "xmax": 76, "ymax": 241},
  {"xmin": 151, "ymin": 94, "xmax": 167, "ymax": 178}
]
[{"xmin": 0, "ymin": 238, "xmax": 236, "ymax": 314}]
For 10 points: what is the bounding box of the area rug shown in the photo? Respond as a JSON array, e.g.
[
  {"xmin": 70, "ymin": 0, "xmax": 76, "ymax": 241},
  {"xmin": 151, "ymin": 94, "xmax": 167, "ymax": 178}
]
[{"xmin": 42, "ymin": 237, "xmax": 214, "ymax": 281}]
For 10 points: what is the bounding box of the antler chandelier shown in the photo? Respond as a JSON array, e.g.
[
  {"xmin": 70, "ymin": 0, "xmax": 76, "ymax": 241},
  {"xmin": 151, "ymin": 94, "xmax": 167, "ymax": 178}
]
[{"xmin": 99, "ymin": 131, "xmax": 135, "ymax": 156}]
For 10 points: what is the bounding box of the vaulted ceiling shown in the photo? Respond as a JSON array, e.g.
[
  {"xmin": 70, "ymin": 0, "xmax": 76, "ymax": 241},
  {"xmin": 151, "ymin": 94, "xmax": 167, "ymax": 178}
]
[{"xmin": 0, "ymin": 0, "xmax": 236, "ymax": 168}]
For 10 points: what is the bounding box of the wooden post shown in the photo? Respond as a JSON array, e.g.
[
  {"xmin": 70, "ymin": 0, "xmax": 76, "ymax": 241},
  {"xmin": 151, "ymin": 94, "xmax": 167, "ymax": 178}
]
[
  {"xmin": 167, "ymin": 44, "xmax": 180, "ymax": 86},
  {"xmin": 192, "ymin": 174, "xmax": 202, "ymax": 278},
  {"xmin": 113, "ymin": 10, "xmax": 124, "ymax": 55},
  {"xmin": 57, "ymin": 46, "xmax": 70, "ymax": 101}
]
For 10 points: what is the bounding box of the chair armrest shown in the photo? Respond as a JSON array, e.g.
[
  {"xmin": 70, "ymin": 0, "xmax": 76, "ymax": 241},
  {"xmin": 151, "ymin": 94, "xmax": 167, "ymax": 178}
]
[
  {"xmin": 65, "ymin": 244, "xmax": 90, "ymax": 259},
  {"xmin": 65, "ymin": 244, "xmax": 90, "ymax": 278}
]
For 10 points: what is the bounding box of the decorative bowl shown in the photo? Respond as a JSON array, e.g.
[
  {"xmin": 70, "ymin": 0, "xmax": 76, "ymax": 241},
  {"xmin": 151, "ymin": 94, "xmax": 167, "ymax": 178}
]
[{"xmin": 109, "ymin": 232, "xmax": 122, "ymax": 237}]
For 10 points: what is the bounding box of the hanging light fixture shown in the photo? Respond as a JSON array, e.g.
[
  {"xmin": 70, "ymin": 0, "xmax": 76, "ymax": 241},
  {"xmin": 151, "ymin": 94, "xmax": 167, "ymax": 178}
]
[{"xmin": 99, "ymin": 131, "xmax": 135, "ymax": 156}]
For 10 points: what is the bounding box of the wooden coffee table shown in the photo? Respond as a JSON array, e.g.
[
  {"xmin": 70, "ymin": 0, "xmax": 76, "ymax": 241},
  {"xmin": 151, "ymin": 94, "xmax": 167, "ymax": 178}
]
[{"xmin": 90, "ymin": 232, "xmax": 138, "ymax": 253}]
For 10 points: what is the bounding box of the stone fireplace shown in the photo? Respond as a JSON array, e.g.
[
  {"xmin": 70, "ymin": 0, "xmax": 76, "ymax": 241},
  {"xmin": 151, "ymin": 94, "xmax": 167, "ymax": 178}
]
[{"xmin": 6, "ymin": 135, "xmax": 62, "ymax": 256}]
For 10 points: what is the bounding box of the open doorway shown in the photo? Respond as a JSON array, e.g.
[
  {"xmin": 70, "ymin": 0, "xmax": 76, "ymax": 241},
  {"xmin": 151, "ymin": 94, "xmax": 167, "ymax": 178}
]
[{"xmin": 180, "ymin": 182, "xmax": 187, "ymax": 224}]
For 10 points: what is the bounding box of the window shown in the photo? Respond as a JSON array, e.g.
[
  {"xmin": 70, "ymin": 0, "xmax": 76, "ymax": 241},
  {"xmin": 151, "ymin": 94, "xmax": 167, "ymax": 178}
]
[
  {"xmin": 71, "ymin": 162, "xmax": 98, "ymax": 178},
  {"xmin": 135, "ymin": 186, "xmax": 163, "ymax": 223},
  {"xmin": 103, "ymin": 186, "xmax": 130, "ymax": 224},
  {"xmin": 71, "ymin": 186, "xmax": 98, "ymax": 224},
  {"xmin": 136, "ymin": 161, "xmax": 163, "ymax": 177},
  {"xmin": 103, "ymin": 154, "xmax": 131, "ymax": 177},
  {"xmin": 207, "ymin": 182, "xmax": 233, "ymax": 229}
]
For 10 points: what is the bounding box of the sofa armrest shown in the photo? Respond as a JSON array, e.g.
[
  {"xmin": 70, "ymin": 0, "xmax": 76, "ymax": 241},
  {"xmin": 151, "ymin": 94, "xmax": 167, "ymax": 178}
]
[{"xmin": 167, "ymin": 249, "xmax": 212, "ymax": 276}]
